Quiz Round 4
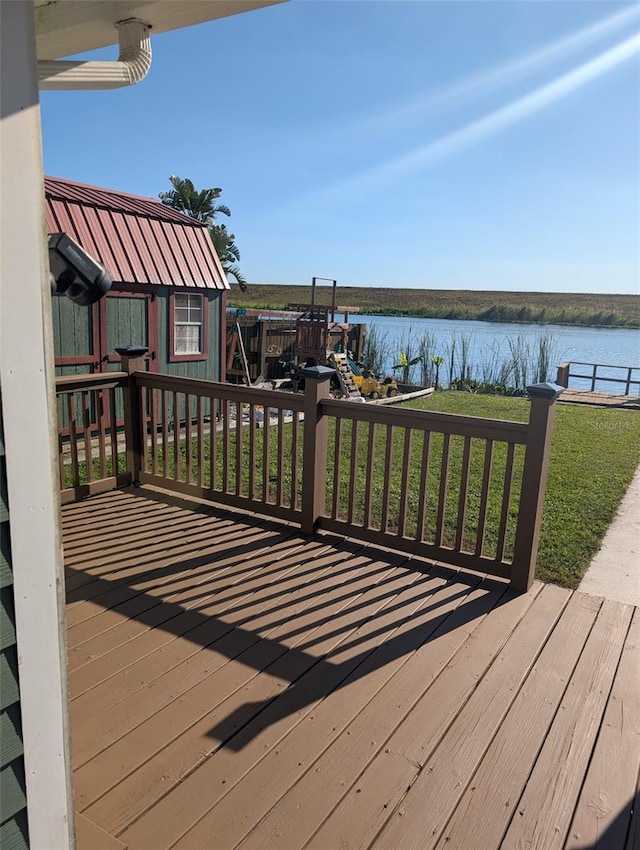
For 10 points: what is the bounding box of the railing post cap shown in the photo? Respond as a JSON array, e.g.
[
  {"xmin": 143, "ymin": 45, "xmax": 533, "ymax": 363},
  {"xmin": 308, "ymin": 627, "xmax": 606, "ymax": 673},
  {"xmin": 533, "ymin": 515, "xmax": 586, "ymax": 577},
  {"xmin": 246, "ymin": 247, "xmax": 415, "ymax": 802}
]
[
  {"xmin": 115, "ymin": 345, "xmax": 148, "ymax": 357},
  {"xmin": 527, "ymin": 381, "xmax": 565, "ymax": 400},
  {"xmin": 300, "ymin": 365, "xmax": 335, "ymax": 382}
]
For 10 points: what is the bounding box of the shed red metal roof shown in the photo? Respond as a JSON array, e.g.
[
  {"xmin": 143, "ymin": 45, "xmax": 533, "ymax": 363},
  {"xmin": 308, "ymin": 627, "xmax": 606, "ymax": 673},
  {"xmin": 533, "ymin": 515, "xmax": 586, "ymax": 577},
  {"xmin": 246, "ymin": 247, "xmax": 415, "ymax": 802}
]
[{"xmin": 44, "ymin": 176, "xmax": 229, "ymax": 290}]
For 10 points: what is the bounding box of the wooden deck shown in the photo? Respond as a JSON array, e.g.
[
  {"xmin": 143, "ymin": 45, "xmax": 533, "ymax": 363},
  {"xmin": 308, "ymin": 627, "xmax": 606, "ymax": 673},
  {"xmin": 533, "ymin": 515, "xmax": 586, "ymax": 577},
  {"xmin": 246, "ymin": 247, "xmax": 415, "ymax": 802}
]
[
  {"xmin": 558, "ymin": 388, "xmax": 640, "ymax": 409},
  {"xmin": 63, "ymin": 487, "xmax": 639, "ymax": 850}
]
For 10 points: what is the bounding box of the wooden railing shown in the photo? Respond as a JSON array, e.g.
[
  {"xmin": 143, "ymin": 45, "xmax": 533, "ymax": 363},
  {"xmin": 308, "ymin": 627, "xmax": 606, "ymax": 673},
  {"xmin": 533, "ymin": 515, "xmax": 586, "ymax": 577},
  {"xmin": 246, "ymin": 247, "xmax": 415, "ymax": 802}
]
[
  {"xmin": 57, "ymin": 354, "xmax": 563, "ymax": 591},
  {"xmin": 556, "ymin": 361, "xmax": 640, "ymax": 395},
  {"xmin": 309, "ymin": 373, "xmax": 560, "ymax": 591},
  {"xmin": 56, "ymin": 372, "xmax": 130, "ymax": 504},
  {"xmin": 135, "ymin": 372, "xmax": 306, "ymax": 525}
]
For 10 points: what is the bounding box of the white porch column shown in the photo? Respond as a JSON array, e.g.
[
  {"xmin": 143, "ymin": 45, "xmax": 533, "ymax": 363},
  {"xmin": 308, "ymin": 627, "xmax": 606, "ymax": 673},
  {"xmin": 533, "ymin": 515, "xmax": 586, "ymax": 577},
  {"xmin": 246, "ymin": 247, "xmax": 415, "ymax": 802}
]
[{"xmin": 0, "ymin": 2, "xmax": 74, "ymax": 848}]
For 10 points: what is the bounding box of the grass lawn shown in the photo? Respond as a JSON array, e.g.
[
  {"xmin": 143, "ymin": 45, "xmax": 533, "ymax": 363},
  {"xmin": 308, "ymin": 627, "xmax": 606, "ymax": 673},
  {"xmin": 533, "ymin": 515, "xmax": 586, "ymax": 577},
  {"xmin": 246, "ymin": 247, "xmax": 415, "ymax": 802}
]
[{"xmin": 403, "ymin": 392, "xmax": 640, "ymax": 588}]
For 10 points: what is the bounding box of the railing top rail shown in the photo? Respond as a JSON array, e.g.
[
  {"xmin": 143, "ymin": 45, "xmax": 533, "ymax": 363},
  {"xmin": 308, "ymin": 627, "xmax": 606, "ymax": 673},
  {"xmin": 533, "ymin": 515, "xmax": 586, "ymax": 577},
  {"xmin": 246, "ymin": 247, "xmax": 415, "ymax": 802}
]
[
  {"xmin": 135, "ymin": 371, "xmax": 306, "ymax": 412},
  {"xmin": 321, "ymin": 397, "xmax": 529, "ymax": 443},
  {"xmin": 55, "ymin": 372, "xmax": 128, "ymax": 393},
  {"xmin": 568, "ymin": 374, "xmax": 640, "ymax": 385},
  {"xmin": 568, "ymin": 361, "xmax": 640, "ymax": 371}
]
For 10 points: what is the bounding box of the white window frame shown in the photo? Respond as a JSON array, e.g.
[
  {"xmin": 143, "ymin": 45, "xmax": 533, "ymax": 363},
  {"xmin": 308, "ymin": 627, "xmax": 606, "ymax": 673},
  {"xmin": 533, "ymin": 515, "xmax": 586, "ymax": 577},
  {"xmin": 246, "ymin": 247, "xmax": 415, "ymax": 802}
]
[{"xmin": 172, "ymin": 292, "xmax": 206, "ymax": 360}]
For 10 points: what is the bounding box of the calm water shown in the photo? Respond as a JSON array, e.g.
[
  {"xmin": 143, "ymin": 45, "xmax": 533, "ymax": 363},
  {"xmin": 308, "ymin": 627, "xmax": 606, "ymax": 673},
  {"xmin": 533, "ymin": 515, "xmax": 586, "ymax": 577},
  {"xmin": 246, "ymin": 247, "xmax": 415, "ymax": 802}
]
[{"xmin": 343, "ymin": 314, "xmax": 640, "ymax": 392}]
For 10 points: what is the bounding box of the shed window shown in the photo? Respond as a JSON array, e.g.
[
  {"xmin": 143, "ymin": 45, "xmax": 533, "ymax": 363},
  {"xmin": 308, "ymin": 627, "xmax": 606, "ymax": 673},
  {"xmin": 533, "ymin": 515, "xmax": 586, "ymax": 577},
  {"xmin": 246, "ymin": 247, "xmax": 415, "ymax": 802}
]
[
  {"xmin": 169, "ymin": 291, "xmax": 208, "ymax": 362},
  {"xmin": 174, "ymin": 293, "xmax": 203, "ymax": 355}
]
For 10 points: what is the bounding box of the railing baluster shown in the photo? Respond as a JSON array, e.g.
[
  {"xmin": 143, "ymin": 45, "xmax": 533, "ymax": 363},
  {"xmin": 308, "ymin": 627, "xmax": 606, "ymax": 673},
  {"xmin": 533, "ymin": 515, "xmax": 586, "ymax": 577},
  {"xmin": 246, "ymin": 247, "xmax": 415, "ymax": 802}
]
[
  {"xmin": 67, "ymin": 394, "xmax": 79, "ymax": 488},
  {"xmin": 363, "ymin": 422, "xmax": 376, "ymax": 530},
  {"xmin": 81, "ymin": 391, "xmax": 93, "ymax": 483},
  {"xmin": 454, "ymin": 435, "xmax": 472, "ymax": 551},
  {"xmin": 435, "ymin": 433, "xmax": 451, "ymax": 546},
  {"xmin": 196, "ymin": 395, "xmax": 204, "ymax": 486},
  {"xmin": 109, "ymin": 388, "xmax": 118, "ymax": 476},
  {"xmin": 222, "ymin": 400, "xmax": 230, "ymax": 493},
  {"xmin": 496, "ymin": 442, "xmax": 516, "ymax": 562},
  {"xmin": 415, "ymin": 430, "xmax": 431, "ymax": 543},
  {"xmin": 262, "ymin": 404, "xmax": 271, "ymax": 503},
  {"xmin": 248, "ymin": 403, "xmax": 256, "ymax": 499},
  {"xmin": 347, "ymin": 420, "xmax": 360, "ymax": 525},
  {"xmin": 235, "ymin": 400, "xmax": 243, "ymax": 496},
  {"xmin": 173, "ymin": 391, "xmax": 180, "ymax": 481},
  {"xmin": 209, "ymin": 395, "xmax": 218, "ymax": 491},
  {"xmin": 161, "ymin": 389, "xmax": 169, "ymax": 478},
  {"xmin": 591, "ymin": 363, "xmax": 597, "ymax": 392},
  {"xmin": 331, "ymin": 416, "xmax": 343, "ymax": 520},
  {"xmin": 290, "ymin": 412, "xmax": 299, "ymax": 510},
  {"xmin": 97, "ymin": 390, "xmax": 107, "ymax": 479},
  {"xmin": 380, "ymin": 423, "xmax": 394, "ymax": 533},
  {"xmin": 475, "ymin": 440, "xmax": 494, "ymax": 557},
  {"xmin": 277, "ymin": 408, "xmax": 285, "ymax": 506},
  {"xmin": 185, "ymin": 393, "xmax": 192, "ymax": 485},
  {"xmin": 626, "ymin": 367, "xmax": 632, "ymax": 395},
  {"xmin": 397, "ymin": 428, "xmax": 413, "ymax": 538},
  {"xmin": 149, "ymin": 387, "xmax": 158, "ymax": 475}
]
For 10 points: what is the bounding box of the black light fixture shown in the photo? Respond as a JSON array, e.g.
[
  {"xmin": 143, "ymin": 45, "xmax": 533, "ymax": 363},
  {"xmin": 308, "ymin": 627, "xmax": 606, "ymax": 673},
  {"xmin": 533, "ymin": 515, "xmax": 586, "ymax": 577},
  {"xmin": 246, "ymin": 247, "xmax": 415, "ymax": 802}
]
[{"xmin": 49, "ymin": 232, "xmax": 112, "ymax": 306}]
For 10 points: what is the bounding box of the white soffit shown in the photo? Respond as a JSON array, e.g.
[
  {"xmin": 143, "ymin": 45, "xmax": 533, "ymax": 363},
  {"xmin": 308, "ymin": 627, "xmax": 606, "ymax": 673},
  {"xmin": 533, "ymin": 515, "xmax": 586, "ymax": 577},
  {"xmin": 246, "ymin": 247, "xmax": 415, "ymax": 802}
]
[{"xmin": 35, "ymin": 0, "xmax": 286, "ymax": 60}]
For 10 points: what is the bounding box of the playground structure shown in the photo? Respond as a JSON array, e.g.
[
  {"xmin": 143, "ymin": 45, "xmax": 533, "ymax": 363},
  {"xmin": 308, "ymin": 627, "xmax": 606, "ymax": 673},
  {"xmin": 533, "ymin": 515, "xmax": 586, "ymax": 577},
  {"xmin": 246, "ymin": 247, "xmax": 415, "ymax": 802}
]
[{"xmin": 226, "ymin": 277, "xmax": 368, "ymax": 394}]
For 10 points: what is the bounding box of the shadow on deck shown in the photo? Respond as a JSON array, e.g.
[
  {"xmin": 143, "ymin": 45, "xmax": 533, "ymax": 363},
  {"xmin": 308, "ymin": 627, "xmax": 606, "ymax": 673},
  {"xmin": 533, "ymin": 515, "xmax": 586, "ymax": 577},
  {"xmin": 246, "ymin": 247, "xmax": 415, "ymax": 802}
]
[{"xmin": 63, "ymin": 487, "xmax": 639, "ymax": 850}]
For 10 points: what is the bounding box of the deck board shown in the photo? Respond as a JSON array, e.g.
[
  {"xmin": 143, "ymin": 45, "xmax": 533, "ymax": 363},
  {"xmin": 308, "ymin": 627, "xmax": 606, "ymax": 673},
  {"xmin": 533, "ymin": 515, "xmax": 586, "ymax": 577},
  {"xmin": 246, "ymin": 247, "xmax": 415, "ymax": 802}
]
[
  {"xmin": 565, "ymin": 609, "xmax": 640, "ymax": 850},
  {"xmin": 432, "ymin": 591, "xmax": 602, "ymax": 850},
  {"xmin": 501, "ymin": 598, "xmax": 633, "ymax": 850},
  {"xmin": 62, "ymin": 488, "xmax": 639, "ymax": 850},
  {"xmin": 313, "ymin": 583, "xmax": 568, "ymax": 850},
  {"xmin": 227, "ymin": 580, "xmax": 532, "ymax": 850}
]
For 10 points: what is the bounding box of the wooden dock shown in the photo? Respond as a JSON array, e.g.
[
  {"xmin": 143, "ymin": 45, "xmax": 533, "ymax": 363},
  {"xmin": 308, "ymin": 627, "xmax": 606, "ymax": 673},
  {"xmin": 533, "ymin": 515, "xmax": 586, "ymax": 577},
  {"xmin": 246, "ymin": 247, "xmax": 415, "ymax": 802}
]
[
  {"xmin": 63, "ymin": 487, "xmax": 639, "ymax": 850},
  {"xmin": 559, "ymin": 388, "xmax": 640, "ymax": 408}
]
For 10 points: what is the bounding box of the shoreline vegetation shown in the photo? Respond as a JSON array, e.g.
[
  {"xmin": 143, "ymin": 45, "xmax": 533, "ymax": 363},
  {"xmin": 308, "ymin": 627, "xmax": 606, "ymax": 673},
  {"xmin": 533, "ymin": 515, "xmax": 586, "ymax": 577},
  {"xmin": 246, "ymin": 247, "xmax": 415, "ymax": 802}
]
[
  {"xmin": 229, "ymin": 284, "xmax": 640, "ymax": 329},
  {"xmin": 362, "ymin": 325, "xmax": 560, "ymax": 393}
]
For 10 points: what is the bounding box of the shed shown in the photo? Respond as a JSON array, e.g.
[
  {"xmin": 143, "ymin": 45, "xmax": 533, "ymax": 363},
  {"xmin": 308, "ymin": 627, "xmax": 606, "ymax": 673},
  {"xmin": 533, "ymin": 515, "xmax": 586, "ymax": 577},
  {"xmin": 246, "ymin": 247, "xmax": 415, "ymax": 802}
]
[{"xmin": 45, "ymin": 175, "xmax": 229, "ymax": 382}]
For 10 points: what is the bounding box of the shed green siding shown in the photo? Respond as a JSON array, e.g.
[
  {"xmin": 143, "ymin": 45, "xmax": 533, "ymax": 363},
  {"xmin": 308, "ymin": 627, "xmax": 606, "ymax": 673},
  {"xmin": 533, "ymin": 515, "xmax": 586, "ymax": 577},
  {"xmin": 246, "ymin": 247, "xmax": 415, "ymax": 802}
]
[
  {"xmin": 52, "ymin": 297, "xmax": 93, "ymax": 359},
  {"xmin": 106, "ymin": 296, "xmax": 148, "ymax": 353},
  {"xmin": 54, "ymin": 289, "xmax": 223, "ymax": 382},
  {"xmin": 0, "ymin": 401, "xmax": 29, "ymax": 848}
]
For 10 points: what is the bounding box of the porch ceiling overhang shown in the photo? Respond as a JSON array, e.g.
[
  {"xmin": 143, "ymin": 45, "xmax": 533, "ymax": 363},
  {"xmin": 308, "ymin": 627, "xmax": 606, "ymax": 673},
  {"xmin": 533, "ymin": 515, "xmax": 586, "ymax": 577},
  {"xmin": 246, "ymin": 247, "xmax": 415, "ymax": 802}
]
[
  {"xmin": 45, "ymin": 175, "xmax": 230, "ymax": 289},
  {"xmin": 34, "ymin": 0, "xmax": 286, "ymax": 60}
]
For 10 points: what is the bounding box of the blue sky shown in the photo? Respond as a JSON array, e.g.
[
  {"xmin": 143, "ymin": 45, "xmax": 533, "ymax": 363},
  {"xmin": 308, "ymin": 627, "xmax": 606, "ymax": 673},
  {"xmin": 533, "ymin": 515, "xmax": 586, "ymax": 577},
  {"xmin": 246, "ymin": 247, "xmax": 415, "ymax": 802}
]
[{"xmin": 40, "ymin": 1, "xmax": 640, "ymax": 294}]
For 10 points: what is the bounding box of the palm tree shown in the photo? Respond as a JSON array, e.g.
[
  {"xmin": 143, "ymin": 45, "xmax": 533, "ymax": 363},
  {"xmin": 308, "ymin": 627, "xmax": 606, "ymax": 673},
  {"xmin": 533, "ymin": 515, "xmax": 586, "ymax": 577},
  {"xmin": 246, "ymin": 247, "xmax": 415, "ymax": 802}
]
[
  {"xmin": 159, "ymin": 175, "xmax": 230, "ymax": 224},
  {"xmin": 210, "ymin": 223, "xmax": 247, "ymax": 291},
  {"xmin": 159, "ymin": 175, "xmax": 246, "ymax": 290}
]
